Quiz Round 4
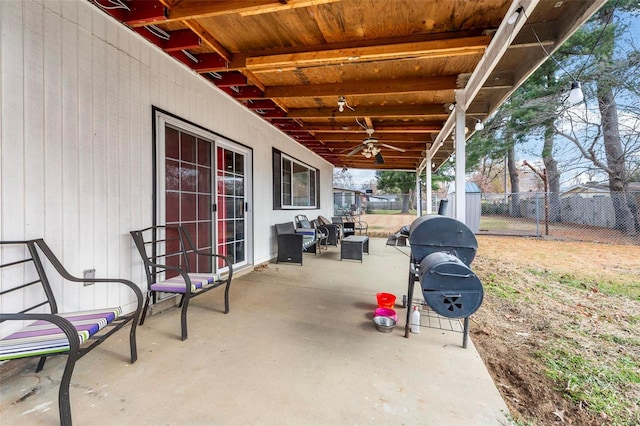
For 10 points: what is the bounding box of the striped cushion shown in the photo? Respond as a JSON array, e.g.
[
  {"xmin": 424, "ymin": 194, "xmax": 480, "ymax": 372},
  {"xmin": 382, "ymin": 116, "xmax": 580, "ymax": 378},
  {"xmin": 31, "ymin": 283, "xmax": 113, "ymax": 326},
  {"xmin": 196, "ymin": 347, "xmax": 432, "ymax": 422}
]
[
  {"xmin": 150, "ymin": 273, "xmax": 218, "ymax": 293},
  {"xmin": 0, "ymin": 308, "xmax": 122, "ymax": 360}
]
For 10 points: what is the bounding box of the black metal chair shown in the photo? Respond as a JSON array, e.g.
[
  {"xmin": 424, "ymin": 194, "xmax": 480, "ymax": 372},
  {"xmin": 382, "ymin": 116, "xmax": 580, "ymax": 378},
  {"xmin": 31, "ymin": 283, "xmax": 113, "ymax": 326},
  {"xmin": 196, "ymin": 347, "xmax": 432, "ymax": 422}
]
[
  {"xmin": 130, "ymin": 225, "xmax": 233, "ymax": 341},
  {"xmin": 0, "ymin": 239, "xmax": 143, "ymax": 426}
]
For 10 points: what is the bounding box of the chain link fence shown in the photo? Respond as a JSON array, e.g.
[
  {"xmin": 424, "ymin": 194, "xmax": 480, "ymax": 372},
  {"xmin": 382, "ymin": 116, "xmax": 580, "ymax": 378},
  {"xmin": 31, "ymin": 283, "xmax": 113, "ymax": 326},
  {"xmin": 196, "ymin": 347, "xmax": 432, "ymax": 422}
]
[
  {"xmin": 478, "ymin": 191, "xmax": 640, "ymax": 245},
  {"xmin": 364, "ymin": 191, "xmax": 640, "ymax": 245}
]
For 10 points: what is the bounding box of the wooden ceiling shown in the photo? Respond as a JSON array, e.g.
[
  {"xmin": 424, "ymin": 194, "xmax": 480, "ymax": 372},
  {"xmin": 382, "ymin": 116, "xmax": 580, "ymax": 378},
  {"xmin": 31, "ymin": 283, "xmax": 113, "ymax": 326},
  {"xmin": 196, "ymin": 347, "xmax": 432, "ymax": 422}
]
[{"xmin": 93, "ymin": 0, "xmax": 605, "ymax": 171}]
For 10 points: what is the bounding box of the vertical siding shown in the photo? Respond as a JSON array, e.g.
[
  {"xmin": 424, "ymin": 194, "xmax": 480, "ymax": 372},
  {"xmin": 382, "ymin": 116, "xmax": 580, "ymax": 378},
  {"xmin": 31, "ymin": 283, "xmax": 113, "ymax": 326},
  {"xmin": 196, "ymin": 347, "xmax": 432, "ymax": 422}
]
[{"xmin": 0, "ymin": 0, "xmax": 334, "ymax": 327}]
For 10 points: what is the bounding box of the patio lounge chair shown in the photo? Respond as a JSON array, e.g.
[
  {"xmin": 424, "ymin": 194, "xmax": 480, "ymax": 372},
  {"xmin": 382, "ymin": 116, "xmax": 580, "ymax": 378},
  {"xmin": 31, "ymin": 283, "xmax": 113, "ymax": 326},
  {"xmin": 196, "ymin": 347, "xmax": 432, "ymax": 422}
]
[{"xmin": 130, "ymin": 225, "xmax": 233, "ymax": 341}]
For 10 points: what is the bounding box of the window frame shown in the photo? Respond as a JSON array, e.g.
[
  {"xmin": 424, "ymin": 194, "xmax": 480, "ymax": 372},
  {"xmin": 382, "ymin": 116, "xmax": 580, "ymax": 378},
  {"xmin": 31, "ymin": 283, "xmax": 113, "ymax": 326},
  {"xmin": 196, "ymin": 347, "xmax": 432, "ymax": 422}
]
[{"xmin": 273, "ymin": 149, "xmax": 319, "ymax": 210}]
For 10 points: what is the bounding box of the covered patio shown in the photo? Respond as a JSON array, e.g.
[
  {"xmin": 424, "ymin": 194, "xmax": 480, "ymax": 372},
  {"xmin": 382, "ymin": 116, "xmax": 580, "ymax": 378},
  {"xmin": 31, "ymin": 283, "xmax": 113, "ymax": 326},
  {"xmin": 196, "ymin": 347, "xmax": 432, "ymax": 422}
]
[{"xmin": 0, "ymin": 238, "xmax": 508, "ymax": 425}]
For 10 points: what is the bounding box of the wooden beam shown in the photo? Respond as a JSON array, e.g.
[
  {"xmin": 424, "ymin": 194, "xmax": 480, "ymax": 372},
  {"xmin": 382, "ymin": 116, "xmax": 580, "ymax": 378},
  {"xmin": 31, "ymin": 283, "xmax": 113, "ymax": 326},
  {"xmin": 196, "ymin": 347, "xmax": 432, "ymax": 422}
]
[
  {"xmin": 192, "ymin": 53, "xmax": 229, "ymax": 73},
  {"xmin": 246, "ymin": 36, "xmax": 492, "ymax": 72},
  {"xmin": 315, "ymin": 133, "xmax": 432, "ymax": 142},
  {"xmin": 304, "ymin": 124, "xmax": 443, "ymax": 133},
  {"xmin": 220, "ymin": 86, "xmax": 264, "ymax": 99},
  {"xmin": 265, "ymin": 76, "xmax": 458, "ymax": 98},
  {"xmin": 162, "ymin": 29, "xmax": 201, "ymax": 52},
  {"xmin": 140, "ymin": 0, "xmax": 340, "ymax": 26},
  {"xmin": 123, "ymin": 1, "xmax": 167, "ymax": 26},
  {"xmin": 286, "ymin": 105, "xmax": 449, "ymax": 119},
  {"xmin": 183, "ymin": 19, "xmax": 232, "ymax": 61},
  {"xmin": 208, "ymin": 72, "xmax": 247, "ymax": 87}
]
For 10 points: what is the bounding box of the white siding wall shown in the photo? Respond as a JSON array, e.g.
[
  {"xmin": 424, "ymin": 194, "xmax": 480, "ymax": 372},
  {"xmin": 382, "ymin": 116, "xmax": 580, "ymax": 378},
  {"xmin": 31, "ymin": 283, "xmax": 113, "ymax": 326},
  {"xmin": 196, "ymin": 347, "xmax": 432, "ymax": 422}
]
[{"xmin": 0, "ymin": 0, "xmax": 334, "ymax": 327}]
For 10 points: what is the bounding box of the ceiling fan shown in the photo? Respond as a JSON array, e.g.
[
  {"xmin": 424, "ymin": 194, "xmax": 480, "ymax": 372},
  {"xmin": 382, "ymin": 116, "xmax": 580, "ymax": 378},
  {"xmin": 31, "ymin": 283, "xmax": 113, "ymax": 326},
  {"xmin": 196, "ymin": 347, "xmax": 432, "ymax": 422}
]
[{"xmin": 345, "ymin": 126, "xmax": 406, "ymax": 164}]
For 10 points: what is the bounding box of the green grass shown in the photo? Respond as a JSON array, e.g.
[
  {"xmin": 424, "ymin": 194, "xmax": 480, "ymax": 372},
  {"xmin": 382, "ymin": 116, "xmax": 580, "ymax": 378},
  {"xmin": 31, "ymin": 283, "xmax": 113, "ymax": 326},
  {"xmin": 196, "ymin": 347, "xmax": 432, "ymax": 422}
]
[
  {"xmin": 482, "ymin": 272, "xmax": 522, "ymax": 299},
  {"xmin": 538, "ymin": 342, "xmax": 640, "ymax": 425},
  {"xmin": 519, "ymin": 268, "xmax": 640, "ymax": 300}
]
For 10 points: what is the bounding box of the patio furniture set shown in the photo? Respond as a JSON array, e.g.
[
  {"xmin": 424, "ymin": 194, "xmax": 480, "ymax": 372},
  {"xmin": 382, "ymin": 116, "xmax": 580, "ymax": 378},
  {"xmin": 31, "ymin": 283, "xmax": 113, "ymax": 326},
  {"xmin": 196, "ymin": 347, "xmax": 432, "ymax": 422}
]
[
  {"xmin": 0, "ymin": 225, "xmax": 233, "ymax": 425},
  {"xmin": 274, "ymin": 215, "xmax": 369, "ymax": 264}
]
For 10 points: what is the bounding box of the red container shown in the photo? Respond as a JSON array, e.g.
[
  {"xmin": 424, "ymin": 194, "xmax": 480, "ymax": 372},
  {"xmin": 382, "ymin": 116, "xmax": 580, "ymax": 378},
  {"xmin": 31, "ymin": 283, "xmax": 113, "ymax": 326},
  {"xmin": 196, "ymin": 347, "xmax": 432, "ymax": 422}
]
[{"xmin": 376, "ymin": 292, "xmax": 396, "ymax": 309}]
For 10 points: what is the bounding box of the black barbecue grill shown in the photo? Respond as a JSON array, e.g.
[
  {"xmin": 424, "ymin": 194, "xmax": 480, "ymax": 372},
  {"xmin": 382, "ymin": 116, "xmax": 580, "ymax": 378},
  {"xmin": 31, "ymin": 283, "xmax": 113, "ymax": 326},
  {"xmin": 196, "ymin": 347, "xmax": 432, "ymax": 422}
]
[{"xmin": 404, "ymin": 215, "xmax": 483, "ymax": 347}]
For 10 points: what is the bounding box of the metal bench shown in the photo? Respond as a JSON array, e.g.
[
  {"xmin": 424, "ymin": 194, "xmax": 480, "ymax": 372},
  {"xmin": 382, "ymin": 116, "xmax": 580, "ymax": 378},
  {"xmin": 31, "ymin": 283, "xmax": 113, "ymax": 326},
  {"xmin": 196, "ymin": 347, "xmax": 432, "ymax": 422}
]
[{"xmin": 0, "ymin": 239, "xmax": 143, "ymax": 426}]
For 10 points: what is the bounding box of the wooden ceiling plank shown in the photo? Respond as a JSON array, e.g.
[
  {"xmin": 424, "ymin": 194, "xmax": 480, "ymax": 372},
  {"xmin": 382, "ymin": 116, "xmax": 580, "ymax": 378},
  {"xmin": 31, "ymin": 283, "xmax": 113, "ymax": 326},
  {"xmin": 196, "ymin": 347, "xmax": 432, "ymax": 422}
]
[
  {"xmin": 245, "ymin": 36, "xmax": 492, "ymax": 72},
  {"xmin": 265, "ymin": 76, "xmax": 458, "ymax": 98}
]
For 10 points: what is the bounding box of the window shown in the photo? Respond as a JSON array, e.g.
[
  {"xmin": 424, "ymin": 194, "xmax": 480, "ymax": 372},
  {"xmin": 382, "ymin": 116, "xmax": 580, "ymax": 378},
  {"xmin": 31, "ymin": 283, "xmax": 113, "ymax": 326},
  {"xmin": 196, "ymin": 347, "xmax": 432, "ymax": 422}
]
[{"xmin": 273, "ymin": 149, "xmax": 319, "ymax": 209}]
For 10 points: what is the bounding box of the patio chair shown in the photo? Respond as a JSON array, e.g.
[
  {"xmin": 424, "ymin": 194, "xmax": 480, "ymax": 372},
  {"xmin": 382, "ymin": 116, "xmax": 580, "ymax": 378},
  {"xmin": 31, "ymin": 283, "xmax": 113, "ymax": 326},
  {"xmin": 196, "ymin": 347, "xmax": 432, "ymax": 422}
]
[
  {"xmin": 317, "ymin": 215, "xmax": 342, "ymax": 245},
  {"xmin": 130, "ymin": 225, "xmax": 233, "ymax": 341},
  {"xmin": 344, "ymin": 212, "xmax": 368, "ymax": 235},
  {"xmin": 294, "ymin": 215, "xmax": 329, "ymax": 249},
  {"xmin": 332, "ymin": 216, "xmax": 355, "ymax": 238},
  {"xmin": 275, "ymin": 221, "xmax": 319, "ymax": 265}
]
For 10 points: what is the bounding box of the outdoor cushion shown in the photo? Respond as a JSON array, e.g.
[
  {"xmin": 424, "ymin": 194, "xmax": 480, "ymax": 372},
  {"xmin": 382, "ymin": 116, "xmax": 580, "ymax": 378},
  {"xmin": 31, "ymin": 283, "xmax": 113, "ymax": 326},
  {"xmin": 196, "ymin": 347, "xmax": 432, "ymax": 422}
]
[
  {"xmin": 0, "ymin": 307, "xmax": 122, "ymax": 360},
  {"xmin": 150, "ymin": 273, "xmax": 219, "ymax": 293}
]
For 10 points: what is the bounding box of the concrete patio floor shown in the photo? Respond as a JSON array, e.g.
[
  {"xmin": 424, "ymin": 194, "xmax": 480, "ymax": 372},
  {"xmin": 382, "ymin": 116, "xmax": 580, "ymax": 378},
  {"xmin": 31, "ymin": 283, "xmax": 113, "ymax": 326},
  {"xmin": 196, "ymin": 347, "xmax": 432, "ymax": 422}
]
[{"xmin": 0, "ymin": 238, "xmax": 509, "ymax": 425}]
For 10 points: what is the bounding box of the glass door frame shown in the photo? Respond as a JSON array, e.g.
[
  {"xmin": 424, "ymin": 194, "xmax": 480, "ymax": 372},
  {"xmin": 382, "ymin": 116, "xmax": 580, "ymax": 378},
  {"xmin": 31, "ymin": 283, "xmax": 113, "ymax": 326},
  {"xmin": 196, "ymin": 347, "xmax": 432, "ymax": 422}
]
[{"xmin": 153, "ymin": 109, "xmax": 253, "ymax": 271}]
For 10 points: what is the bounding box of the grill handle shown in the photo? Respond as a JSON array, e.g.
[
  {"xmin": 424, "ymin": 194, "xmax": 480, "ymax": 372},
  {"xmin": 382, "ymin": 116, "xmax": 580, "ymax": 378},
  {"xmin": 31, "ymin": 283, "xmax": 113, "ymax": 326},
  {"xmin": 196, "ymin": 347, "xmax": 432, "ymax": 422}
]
[{"xmin": 430, "ymin": 271, "xmax": 474, "ymax": 279}]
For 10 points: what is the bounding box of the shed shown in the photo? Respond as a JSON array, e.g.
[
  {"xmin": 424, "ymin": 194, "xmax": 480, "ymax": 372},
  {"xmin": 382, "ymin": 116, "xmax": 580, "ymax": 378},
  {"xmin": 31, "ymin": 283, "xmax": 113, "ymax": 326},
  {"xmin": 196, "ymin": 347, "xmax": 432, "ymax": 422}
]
[{"xmin": 447, "ymin": 182, "xmax": 482, "ymax": 233}]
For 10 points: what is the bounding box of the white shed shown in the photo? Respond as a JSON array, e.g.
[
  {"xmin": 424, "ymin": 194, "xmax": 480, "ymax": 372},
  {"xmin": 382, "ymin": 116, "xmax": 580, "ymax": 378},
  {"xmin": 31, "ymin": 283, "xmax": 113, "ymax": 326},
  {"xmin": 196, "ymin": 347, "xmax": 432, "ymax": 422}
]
[{"xmin": 446, "ymin": 182, "xmax": 482, "ymax": 233}]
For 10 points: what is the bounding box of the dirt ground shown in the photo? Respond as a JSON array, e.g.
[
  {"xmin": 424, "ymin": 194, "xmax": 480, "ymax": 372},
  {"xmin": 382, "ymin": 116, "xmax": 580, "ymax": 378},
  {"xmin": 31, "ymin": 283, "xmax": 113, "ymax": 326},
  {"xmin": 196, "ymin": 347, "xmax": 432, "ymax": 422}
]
[{"xmin": 362, "ymin": 213, "xmax": 640, "ymax": 425}]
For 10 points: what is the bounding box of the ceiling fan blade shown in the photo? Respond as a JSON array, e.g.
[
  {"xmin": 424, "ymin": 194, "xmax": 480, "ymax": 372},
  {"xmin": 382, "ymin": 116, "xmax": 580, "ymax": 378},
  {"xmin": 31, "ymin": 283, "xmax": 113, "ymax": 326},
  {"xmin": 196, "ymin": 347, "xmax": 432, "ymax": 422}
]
[
  {"xmin": 374, "ymin": 152, "xmax": 385, "ymax": 164},
  {"xmin": 380, "ymin": 143, "xmax": 406, "ymax": 153},
  {"xmin": 345, "ymin": 145, "xmax": 365, "ymax": 157}
]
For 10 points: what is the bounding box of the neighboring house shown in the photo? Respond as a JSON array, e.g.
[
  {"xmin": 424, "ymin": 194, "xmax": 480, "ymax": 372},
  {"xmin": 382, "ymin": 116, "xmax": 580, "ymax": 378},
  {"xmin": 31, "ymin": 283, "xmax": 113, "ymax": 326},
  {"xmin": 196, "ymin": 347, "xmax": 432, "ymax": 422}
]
[
  {"xmin": 562, "ymin": 182, "xmax": 640, "ymax": 197},
  {"xmin": 333, "ymin": 187, "xmax": 366, "ymax": 215},
  {"xmin": 0, "ymin": 1, "xmax": 334, "ymax": 324},
  {"xmin": 561, "ymin": 183, "xmax": 611, "ymax": 198}
]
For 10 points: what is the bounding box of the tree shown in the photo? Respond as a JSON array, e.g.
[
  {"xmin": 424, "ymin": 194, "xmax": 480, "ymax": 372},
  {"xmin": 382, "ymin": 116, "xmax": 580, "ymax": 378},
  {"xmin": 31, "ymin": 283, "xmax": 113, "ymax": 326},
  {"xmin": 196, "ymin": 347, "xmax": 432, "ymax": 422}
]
[
  {"xmin": 376, "ymin": 171, "xmax": 416, "ymax": 213},
  {"xmin": 333, "ymin": 168, "xmax": 355, "ymax": 189},
  {"xmin": 468, "ymin": 1, "xmax": 640, "ymax": 234},
  {"xmin": 556, "ymin": 1, "xmax": 640, "ymax": 234}
]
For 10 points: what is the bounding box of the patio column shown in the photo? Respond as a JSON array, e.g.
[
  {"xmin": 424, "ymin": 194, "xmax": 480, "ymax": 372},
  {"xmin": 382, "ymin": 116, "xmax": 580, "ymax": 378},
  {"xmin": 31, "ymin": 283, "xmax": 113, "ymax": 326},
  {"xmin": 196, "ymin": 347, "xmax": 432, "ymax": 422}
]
[
  {"xmin": 415, "ymin": 171, "xmax": 422, "ymax": 217},
  {"xmin": 425, "ymin": 155, "xmax": 432, "ymax": 213},
  {"xmin": 454, "ymin": 90, "xmax": 467, "ymax": 224}
]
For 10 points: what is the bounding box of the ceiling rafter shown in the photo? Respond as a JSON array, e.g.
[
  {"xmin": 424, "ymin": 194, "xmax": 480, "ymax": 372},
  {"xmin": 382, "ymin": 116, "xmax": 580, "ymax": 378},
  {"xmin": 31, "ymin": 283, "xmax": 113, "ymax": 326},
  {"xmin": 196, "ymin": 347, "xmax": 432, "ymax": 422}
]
[
  {"xmin": 245, "ymin": 35, "xmax": 492, "ymax": 72},
  {"xmin": 130, "ymin": 0, "xmax": 341, "ymax": 26},
  {"xmin": 264, "ymin": 76, "xmax": 458, "ymax": 98}
]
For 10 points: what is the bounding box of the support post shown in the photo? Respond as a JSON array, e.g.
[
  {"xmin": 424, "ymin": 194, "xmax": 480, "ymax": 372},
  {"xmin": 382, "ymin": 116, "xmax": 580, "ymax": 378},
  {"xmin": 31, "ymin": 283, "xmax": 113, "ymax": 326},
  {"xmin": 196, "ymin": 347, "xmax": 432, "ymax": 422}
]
[
  {"xmin": 454, "ymin": 90, "xmax": 467, "ymax": 224},
  {"xmin": 426, "ymin": 155, "xmax": 433, "ymax": 213}
]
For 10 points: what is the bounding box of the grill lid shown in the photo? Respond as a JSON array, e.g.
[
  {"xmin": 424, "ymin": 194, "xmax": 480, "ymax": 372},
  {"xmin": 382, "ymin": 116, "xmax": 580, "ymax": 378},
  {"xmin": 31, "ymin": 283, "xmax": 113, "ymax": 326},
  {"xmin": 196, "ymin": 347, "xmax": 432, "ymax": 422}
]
[
  {"xmin": 418, "ymin": 252, "xmax": 484, "ymax": 318},
  {"xmin": 409, "ymin": 215, "xmax": 478, "ymax": 265}
]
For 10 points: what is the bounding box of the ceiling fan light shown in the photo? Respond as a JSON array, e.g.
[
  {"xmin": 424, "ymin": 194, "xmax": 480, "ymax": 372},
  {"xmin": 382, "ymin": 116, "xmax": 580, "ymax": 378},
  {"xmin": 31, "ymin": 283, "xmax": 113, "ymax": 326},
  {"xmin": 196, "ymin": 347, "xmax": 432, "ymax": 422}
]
[{"xmin": 475, "ymin": 120, "xmax": 484, "ymax": 131}]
